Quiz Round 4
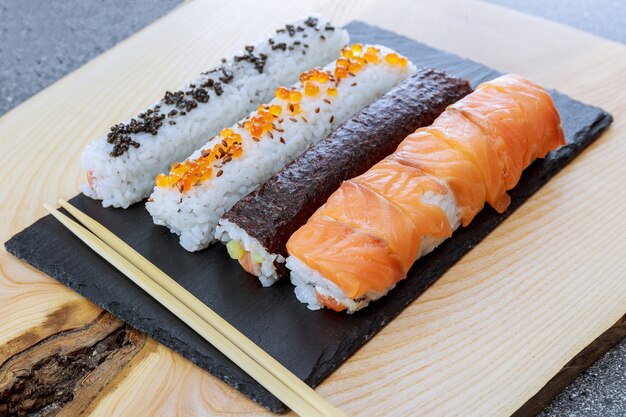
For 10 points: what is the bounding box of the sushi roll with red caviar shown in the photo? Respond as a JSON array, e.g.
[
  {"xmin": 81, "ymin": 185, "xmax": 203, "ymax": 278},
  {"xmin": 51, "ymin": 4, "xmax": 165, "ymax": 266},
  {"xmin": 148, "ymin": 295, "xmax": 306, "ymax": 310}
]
[
  {"xmin": 286, "ymin": 74, "xmax": 566, "ymax": 313},
  {"xmin": 146, "ymin": 44, "xmax": 416, "ymax": 251}
]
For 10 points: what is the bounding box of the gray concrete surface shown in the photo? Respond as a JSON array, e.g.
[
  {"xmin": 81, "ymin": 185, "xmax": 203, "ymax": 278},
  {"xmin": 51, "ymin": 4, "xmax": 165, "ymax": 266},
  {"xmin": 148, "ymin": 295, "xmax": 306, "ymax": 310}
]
[
  {"xmin": 541, "ymin": 340, "xmax": 626, "ymax": 417},
  {"xmin": 489, "ymin": 0, "xmax": 626, "ymax": 44},
  {"xmin": 0, "ymin": 0, "xmax": 181, "ymax": 114},
  {"xmin": 1, "ymin": 1, "xmax": 624, "ymax": 416}
]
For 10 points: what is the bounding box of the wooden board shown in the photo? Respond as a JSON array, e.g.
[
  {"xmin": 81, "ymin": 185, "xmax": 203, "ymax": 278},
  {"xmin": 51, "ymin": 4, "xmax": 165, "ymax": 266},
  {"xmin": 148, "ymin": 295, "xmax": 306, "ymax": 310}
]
[
  {"xmin": 0, "ymin": 0, "xmax": 625, "ymax": 415},
  {"xmin": 3, "ymin": 21, "xmax": 614, "ymax": 413}
]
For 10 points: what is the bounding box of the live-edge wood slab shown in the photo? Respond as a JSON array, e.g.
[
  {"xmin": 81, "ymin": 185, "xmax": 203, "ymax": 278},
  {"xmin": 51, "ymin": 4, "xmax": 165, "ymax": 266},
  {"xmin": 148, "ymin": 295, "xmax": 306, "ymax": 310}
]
[
  {"xmin": 4, "ymin": 21, "xmax": 612, "ymax": 412},
  {"xmin": 1, "ymin": 1, "xmax": 625, "ymax": 416}
]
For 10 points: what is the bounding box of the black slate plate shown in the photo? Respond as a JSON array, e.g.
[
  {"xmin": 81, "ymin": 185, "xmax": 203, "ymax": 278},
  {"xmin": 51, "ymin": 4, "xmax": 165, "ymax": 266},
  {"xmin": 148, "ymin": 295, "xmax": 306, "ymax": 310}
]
[{"xmin": 5, "ymin": 22, "xmax": 613, "ymax": 413}]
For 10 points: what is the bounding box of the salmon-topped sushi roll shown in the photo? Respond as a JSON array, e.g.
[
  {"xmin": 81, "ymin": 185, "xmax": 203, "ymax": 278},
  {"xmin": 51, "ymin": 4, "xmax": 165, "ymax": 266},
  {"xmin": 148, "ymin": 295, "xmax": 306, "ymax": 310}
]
[{"xmin": 287, "ymin": 74, "xmax": 565, "ymax": 313}]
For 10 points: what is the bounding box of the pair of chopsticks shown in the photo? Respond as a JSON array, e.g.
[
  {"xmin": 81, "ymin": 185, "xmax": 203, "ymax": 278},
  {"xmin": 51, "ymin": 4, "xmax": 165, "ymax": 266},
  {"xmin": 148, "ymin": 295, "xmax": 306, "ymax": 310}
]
[{"xmin": 45, "ymin": 200, "xmax": 347, "ymax": 417}]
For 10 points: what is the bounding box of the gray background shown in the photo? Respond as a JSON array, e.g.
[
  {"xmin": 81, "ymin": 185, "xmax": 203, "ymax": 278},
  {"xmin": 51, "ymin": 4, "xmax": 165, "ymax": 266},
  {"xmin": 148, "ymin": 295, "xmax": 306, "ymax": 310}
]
[{"xmin": 0, "ymin": 1, "xmax": 624, "ymax": 416}]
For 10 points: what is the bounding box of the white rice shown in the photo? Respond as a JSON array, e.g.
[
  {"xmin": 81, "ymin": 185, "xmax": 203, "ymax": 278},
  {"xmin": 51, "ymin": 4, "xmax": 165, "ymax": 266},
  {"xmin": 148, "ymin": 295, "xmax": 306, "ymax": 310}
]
[
  {"xmin": 287, "ymin": 181, "xmax": 462, "ymax": 313},
  {"xmin": 80, "ymin": 15, "xmax": 348, "ymax": 208},
  {"xmin": 148, "ymin": 45, "xmax": 415, "ymax": 252}
]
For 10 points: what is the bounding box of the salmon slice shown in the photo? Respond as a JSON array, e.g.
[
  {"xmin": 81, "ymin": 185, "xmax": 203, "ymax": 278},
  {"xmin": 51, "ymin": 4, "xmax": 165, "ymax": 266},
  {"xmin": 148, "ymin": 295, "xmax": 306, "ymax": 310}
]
[
  {"xmin": 393, "ymin": 128, "xmax": 490, "ymax": 224},
  {"xmin": 451, "ymin": 87, "xmax": 526, "ymax": 188},
  {"xmin": 451, "ymin": 75, "xmax": 565, "ymax": 189},
  {"xmin": 286, "ymin": 217, "xmax": 404, "ymax": 299},
  {"xmin": 481, "ymin": 74, "xmax": 566, "ymax": 163},
  {"xmin": 426, "ymin": 110, "xmax": 511, "ymax": 212},
  {"xmin": 352, "ymin": 159, "xmax": 452, "ymax": 238},
  {"xmin": 315, "ymin": 181, "xmax": 421, "ymax": 271}
]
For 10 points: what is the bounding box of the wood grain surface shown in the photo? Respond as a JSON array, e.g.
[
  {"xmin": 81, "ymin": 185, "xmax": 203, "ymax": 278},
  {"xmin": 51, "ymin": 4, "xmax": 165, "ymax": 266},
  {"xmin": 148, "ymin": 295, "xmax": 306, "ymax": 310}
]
[{"xmin": 0, "ymin": 0, "xmax": 624, "ymax": 416}]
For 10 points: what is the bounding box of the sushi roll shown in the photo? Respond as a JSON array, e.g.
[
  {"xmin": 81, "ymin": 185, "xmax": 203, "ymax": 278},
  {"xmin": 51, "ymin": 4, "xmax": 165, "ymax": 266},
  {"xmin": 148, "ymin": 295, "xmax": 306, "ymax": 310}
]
[
  {"xmin": 286, "ymin": 74, "xmax": 566, "ymax": 313},
  {"xmin": 80, "ymin": 16, "xmax": 348, "ymax": 208},
  {"xmin": 216, "ymin": 69, "xmax": 473, "ymax": 286},
  {"xmin": 147, "ymin": 44, "xmax": 416, "ymax": 252}
]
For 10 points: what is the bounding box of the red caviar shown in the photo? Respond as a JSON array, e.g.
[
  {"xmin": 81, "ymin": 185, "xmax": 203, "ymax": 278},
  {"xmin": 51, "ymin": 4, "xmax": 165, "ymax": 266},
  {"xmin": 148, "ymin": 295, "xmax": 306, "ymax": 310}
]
[
  {"xmin": 350, "ymin": 43, "xmax": 363, "ymax": 54},
  {"xmin": 289, "ymin": 90, "xmax": 303, "ymax": 103},
  {"xmin": 269, "ymin": 104, "xmax": 282, "ymax": 117},
  {"xmin": 304, "ymin": 82, "xmax": 320, "ymax": 96},
  {"xmin": 275, "ymin": 86, "xmax": 290, "ymax": 100},
  {"xmin": 156, "ymin": 45, "xmax": 409, "ymax": 192},
  {"xmin": 156, "ymin": 127, "xmax": 244, "ymax": 192}
]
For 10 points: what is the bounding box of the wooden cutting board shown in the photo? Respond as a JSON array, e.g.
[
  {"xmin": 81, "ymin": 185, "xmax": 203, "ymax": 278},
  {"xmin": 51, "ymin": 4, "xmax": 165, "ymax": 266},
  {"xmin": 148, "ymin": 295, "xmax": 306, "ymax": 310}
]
[{"xmin": 1, "ymin": 0, "xmax": 624, "ymax": 416}]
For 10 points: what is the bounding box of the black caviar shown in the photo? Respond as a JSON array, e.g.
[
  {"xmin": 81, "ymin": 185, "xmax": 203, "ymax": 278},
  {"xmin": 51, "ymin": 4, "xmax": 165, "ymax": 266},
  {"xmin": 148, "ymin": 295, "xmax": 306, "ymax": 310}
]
[{"xmin": 107, "ymin": 16, "xmax": 330, "ymax": 157}]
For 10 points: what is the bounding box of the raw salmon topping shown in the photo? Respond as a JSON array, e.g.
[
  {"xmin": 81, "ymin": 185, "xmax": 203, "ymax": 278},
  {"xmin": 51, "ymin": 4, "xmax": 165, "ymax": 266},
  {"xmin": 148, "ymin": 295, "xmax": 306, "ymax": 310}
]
[{"xmin": 287, "ymin": 74, "xmax": 565, "ymax": 303}]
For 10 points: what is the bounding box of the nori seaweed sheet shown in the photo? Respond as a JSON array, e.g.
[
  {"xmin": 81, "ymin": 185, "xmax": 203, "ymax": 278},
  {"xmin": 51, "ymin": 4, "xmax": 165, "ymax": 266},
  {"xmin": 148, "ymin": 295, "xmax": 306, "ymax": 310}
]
[{"xmin": 222, "ymin": 68, "xmax": 472, "ymax": 267}]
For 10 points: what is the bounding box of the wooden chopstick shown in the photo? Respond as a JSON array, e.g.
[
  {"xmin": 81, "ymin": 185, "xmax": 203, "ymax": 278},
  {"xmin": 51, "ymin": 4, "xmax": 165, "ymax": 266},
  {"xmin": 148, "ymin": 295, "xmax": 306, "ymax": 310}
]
[
  {"xmin": 46, "ymin": 202, "xmax": 347, "ymax": 417},
  {"xmin": 58, "ymin": 199, "xmax": 345, "ymax": 416}
]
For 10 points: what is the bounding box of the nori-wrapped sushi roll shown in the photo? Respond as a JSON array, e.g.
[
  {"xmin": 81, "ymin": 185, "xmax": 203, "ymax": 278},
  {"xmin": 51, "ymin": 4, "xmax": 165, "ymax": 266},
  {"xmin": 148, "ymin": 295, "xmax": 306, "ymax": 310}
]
[{"xmin": 216, "ymin": 69, "xmax": 472, "ymax": 285}]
